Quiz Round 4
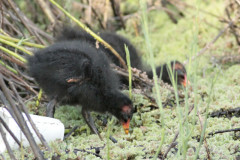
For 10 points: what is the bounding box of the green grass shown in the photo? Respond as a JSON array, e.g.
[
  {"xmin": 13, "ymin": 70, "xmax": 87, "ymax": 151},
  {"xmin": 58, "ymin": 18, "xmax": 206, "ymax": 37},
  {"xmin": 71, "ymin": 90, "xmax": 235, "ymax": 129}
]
[
  {"xmin": 125, "ymin": 45, "xmax": 133, "ymax": 99},
  {"xmin": 139, "ymin": 1, "xmax": 165, "ymax": 159}
]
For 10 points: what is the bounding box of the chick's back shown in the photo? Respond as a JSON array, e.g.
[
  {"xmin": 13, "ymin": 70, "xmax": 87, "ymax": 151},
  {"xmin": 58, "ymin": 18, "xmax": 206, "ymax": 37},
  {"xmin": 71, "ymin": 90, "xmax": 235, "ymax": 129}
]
[{"xmin": 28, "ymin": 40, "xmax": 120, "ymax": 111}]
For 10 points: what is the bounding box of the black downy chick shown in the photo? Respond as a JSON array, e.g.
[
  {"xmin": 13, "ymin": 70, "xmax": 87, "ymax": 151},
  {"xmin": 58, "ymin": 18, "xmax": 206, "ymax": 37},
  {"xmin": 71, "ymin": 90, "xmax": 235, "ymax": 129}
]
[
  {"xmin": 28, "ymin": 40, "xmax": 133, "ymax": 139},
  {"xmin": 56, "ymin": 27, "xmax": 143, "ymax": 70},
  {"xmin": 147, "ymin": 61, "xmax": 189, "ymax": 87},
  {"xmin": 97, "ymin": 35, "xmax": 189, "ymax": 87}
]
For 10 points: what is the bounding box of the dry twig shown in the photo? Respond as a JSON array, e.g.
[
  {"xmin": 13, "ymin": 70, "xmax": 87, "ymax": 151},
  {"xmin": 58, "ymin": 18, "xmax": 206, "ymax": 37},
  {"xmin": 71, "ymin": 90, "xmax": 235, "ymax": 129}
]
[
  {"xmin": 0, "ymin": 73, "xmax": 44, "ymax": 159},
  {"xmin": 225, "ymin": 8, "xmax": 240, "ymax": 45},
  {"xmin": 6, "ymin": 0, "xmax": 45, "ymax": 44},
  {"xmin": 110, "ymin": 0, "xmax": 125, "ymax": 29},
  {"xmin": 36, "ymin": 0, "xmax": 56, "ymax": 24},
  {"xmin": 0, "ymin": 116, "xmax": 22, "ymax": 147},
  {"xmin": 208, "ymin": 128, "xmax": 240, "ymax": 136},
  {"xmin": 9, "ymin": 81, "xmax": 51, "ymax": 151},
  {"xmin": 0, "ymin": 65, "xmax": 38, "ymax": 95},
  {"xmin": 184, "ymin": 22, "xmax": 233, "ymax": 65},
  {"xmin": 0, "ymin": 122, "xmax": 17, "ymax": 160}
]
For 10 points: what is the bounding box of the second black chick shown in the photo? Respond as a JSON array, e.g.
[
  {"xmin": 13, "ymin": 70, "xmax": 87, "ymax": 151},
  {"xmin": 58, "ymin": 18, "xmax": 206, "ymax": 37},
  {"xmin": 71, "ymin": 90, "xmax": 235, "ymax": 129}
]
[
  {"xmin": 147, "ymin": 61, "xmax": 189, "ymax": 87},
  {"xmin": 56, "ymin": 27, "xmax": 143, "ymax": 70},
  {"xmin": 56, "ymin": 27, "xmax": 189, "ymax": 87},
  {"xmin": 28, "ymin": 40, "xmax": 133, "ymax": 139}
]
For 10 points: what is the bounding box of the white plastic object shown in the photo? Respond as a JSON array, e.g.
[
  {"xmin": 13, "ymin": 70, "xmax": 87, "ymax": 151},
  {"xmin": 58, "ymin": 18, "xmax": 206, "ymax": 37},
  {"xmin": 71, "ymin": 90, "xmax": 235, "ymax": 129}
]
[{"xmin": 0, "ymin": 108, "xmax": 65, "ymax": 153}]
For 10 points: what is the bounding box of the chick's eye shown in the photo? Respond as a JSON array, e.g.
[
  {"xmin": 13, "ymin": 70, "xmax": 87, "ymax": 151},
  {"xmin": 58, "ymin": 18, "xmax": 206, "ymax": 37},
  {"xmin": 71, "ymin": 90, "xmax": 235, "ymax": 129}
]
[{"xmin": 179, "ymin": 75, "xmax": 185, "ymax": 80}]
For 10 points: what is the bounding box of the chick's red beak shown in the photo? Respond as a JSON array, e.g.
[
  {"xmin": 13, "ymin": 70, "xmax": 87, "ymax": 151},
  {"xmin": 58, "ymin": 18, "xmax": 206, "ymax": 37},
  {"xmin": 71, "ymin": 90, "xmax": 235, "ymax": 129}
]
[
  {"xmin": 122, "ymin": 119, "xmax": 130, "ymax": 134},
  {"xmin": 182, "ymin": 74, "xmax": 190, "ymax": 87}
]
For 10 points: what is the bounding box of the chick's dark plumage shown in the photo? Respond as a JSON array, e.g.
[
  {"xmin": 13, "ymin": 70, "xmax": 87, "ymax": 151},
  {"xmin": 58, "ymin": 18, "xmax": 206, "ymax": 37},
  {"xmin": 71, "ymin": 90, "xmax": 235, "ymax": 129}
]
[
  {"xmin": 28, "ymin": 40, "xmax": 133, "ymax": 138},
  {"xmin": 147, "ymin": 61, "xmax": 188, "ymax": 87},
  {"xmin": 56, "ymin": 27, "xmax": 143, "ymax": 70},
  {"xmin": 99, "ymin": 32, "xmax": 143, "ymax": 69}
]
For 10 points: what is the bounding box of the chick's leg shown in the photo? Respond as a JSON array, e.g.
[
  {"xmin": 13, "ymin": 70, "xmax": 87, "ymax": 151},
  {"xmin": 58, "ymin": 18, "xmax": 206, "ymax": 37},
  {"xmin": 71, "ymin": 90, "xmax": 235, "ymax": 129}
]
[
  {"xmin": 82, "ymin": 109, "xmax": 103, "ymax": 141},
  {"xmin": 46, "ymin": 98, "xmax": 57, "ymax": 117}
]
